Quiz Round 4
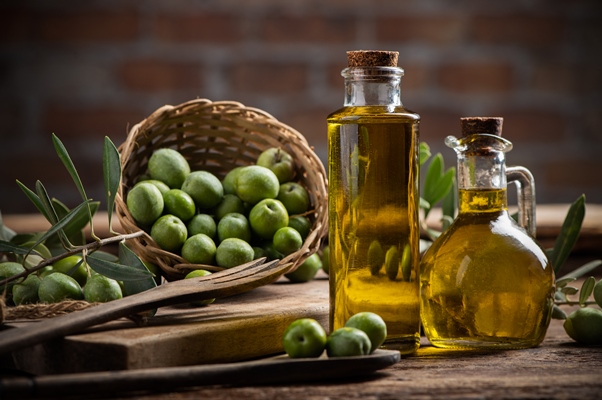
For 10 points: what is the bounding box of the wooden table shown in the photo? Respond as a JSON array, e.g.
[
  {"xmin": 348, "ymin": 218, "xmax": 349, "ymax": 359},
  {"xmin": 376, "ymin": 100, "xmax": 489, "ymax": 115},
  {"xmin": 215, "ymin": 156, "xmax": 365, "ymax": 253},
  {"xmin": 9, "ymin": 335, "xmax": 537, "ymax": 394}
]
[
  {"xmin": 1, "ymin": 208, "xmax": 601, "ymax": 399},
  {"xmin": 82, "ymin": 319, "xmax": 602, "ymax": 400},
  {"xmin": 3, "ymin": 281, "xmax": 601, "ymax": 400},
  {"xmin": 3, "ymin": 313, "xmax": 600, "ymax": 399}
]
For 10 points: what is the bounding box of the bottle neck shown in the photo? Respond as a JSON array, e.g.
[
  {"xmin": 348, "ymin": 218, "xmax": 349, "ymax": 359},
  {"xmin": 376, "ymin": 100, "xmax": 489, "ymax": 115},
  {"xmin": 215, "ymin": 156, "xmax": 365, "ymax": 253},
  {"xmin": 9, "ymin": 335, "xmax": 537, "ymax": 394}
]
[
  {"xmin": 446, "ymin": 134, "xmax": 512, "ymax": 213},
  {"xmin": 457, "ymin": 151, "xmax": 508, "ymax": 191},
  {"xmin": 343, "ymin": 66, "xmax": 404, "ymax": 107},
  {"xmin": 457, "ymin": 152, "xmax": 509, "ymax": 213}
]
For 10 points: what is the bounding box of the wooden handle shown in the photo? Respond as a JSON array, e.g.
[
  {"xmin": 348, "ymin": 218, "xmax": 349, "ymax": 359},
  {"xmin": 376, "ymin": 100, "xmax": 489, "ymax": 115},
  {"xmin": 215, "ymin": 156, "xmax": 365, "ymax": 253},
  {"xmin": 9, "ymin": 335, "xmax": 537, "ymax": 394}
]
[{"xmin": 0, "ymin": 350, "xmax": 401, "ymax": 399}]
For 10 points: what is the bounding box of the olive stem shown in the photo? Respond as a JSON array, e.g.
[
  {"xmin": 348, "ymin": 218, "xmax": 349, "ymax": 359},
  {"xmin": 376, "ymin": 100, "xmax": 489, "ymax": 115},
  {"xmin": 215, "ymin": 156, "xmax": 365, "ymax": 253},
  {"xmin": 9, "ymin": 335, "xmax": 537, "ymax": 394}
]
[{"xmin": 0, "ymin": 230, "xmax": 146, "ymax": 287}]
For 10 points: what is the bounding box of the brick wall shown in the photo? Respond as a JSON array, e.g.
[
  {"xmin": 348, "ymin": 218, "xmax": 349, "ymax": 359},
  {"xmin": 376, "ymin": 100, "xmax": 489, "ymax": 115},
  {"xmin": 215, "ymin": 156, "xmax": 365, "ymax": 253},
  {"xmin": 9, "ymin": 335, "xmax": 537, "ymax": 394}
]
[{"xmin": 1, "ymin": 0, "xmax": 601, "ymax": 215}]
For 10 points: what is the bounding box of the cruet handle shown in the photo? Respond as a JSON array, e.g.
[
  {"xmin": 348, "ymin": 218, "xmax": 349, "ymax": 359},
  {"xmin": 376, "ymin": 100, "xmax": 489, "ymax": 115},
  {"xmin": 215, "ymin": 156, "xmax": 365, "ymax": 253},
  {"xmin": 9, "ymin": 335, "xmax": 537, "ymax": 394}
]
[{"xmin": 506, "ymin": 166, "xmax": 537, "ymax": 237}]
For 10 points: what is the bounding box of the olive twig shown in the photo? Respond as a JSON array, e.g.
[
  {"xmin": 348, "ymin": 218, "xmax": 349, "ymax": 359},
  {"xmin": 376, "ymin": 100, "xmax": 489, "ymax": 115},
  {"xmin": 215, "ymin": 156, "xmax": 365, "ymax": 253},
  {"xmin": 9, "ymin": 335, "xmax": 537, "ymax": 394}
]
[{"xmin": 0, "ymin": 230, "xmax": 145, "ymax": 287}]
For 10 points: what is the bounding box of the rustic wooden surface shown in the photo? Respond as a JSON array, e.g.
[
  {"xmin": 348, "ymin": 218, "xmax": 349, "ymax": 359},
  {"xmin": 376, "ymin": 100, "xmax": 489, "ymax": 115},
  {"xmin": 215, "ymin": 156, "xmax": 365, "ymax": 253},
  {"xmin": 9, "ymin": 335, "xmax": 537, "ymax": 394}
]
[
  {"xmin": 6, "ymin": 318, "xmax": 594, "ymax": 399},
  {"xmin": 5, "ymin": 275, "xmax": 329, "ymax": 374},
  {"xmin": 3, "ymin": 278, "xmax": 602, "ymax": 399},
  {"xmin": 2, "ymin": 210, "xmax": 601, "ymax": 399},
  {"xmin": 0, "ymin": 350, "xmax": 402, "ymax": 399},
  {"xmin": 92, "ymin": 319, "xmax": 601, "ymax": 400}
]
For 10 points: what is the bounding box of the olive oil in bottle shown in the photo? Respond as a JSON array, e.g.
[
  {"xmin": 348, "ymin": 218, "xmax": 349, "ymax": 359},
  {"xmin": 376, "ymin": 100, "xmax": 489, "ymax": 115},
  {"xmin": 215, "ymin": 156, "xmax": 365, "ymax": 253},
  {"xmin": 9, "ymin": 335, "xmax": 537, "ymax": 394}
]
[
  {"xmin": 327, "ymin": 51, "xmax": 421, "ymax": 354},
  {"xmin": 419, "ymin": 117, "xmax": 555, "ymax": 350}
]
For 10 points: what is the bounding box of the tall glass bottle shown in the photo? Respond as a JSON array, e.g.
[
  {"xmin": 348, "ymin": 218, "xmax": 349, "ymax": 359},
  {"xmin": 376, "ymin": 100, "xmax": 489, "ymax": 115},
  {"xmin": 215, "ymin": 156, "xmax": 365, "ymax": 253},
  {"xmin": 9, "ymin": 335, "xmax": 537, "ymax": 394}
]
[
  {"xmin": 327, "ymin": 50, "xmax": 421, "ymax": 354},
  {"xmin": 420, "ymin": 117, "xmax": 555, "ymax": 350}
]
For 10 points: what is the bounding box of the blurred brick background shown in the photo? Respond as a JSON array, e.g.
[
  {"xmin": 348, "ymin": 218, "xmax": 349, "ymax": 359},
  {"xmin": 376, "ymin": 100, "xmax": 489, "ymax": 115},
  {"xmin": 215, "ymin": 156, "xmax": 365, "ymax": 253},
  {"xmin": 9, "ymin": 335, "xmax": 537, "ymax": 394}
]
[{"xmin": 1, "ymin": 0, "xmax": 601, "ymax": 215}]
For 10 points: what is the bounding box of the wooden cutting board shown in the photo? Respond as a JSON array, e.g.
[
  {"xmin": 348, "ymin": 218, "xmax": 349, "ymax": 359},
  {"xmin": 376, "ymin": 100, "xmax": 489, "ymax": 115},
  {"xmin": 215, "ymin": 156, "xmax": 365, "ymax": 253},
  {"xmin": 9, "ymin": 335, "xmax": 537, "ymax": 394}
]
[{"xmin": 4, "ymin": 275, "xmax": 329, "ymax": 375}]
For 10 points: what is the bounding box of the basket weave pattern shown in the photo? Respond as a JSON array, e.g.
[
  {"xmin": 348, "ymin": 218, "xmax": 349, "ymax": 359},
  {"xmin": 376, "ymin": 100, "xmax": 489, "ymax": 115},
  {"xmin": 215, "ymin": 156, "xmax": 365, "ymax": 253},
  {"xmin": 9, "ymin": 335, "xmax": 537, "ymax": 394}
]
[{"xmin": 115, "ymin": 99, "xmax": 328, "ymax": 281}]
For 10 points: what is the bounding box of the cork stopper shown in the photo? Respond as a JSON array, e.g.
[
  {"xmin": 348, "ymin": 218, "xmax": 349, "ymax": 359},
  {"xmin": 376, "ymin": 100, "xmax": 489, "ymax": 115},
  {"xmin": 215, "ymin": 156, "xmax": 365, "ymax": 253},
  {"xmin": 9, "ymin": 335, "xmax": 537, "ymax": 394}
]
[
  {"xmin": 461, "ymin": 117, "xmax": 504, "ymax": 137},
  {"xmin": 347, "ymin": 50, "xmax": 399, "ymax": 67}
]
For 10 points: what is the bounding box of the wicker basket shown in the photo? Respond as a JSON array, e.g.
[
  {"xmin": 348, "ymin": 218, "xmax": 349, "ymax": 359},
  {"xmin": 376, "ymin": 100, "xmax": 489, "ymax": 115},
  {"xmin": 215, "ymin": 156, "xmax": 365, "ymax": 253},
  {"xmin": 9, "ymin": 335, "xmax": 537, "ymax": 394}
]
[{"xmin": 115, "ymin": 99, "xmax": 328, "ymax": 281}]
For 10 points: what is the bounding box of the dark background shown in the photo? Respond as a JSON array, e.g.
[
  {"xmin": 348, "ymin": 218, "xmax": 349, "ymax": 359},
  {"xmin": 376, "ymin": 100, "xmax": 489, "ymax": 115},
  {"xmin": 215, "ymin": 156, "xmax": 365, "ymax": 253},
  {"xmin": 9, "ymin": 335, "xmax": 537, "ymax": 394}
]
[{"xmin": 1, "ymin": 0, "xmax": 601, "ymax": 215}]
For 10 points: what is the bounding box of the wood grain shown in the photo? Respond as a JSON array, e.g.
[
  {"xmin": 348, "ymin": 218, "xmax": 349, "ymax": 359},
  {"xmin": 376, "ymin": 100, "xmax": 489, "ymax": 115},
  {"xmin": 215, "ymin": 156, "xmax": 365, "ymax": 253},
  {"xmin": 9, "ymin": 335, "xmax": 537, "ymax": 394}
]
[
  {"xmin": 1, "ymin": 259, "xmax": 294, "ymax": 372},
  {"xmin": 3, "ymin": 279, "xmax": 602, "ymax": 399},
  {"xmin": 1, "ymin": 350, "xmax": 401, "ymax": 399},
  {"xmin": 108, "ymin": 320, "xmax": 602, "ymax": 400},
  {"xmin": 5, "ymin": 274, "xmax": 329, "ymax": 374}
]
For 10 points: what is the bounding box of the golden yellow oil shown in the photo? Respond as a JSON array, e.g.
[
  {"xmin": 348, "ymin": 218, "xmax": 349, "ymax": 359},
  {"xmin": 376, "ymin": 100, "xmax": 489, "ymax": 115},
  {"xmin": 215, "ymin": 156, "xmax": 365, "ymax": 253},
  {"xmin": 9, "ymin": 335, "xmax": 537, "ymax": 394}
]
[
  {"xmin": 420, "ymin": 188, "xmax": 555, "ymax": 349},
  {"xmin": 327, "ymin": 106, "xmax": 420, "ymax": 354}
]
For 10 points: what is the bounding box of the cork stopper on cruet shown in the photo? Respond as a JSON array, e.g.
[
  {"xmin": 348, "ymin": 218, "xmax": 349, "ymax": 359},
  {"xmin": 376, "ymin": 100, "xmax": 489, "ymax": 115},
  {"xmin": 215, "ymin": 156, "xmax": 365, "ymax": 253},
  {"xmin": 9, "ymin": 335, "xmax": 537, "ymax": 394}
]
[
  {"xmin": 347, "ymin": 50, "xmax": 399, "ymax": 67},
  {"xmin": 460, "ymin": 117, "xmax": 504, "ymax": 137}
]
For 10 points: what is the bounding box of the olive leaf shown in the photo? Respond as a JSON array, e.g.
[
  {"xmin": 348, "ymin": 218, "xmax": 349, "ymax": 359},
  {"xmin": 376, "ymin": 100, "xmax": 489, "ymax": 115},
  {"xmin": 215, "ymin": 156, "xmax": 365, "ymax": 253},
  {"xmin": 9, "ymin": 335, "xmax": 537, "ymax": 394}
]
[
  {"xmin": 86, "ymin": 253, "xmax": 152, "ymax": 282},
  {"xmin": 0, "ymin": 241, "xmax": 44, "ymax": 256},
  {"xmin": 557, "ymin": 259, "xmax": 602, "ymax": 281},
  {"xmin": 34, "ymin": 180, "xmax": 76, "ymax": 252},
  {"xmin": 64, "ymin": 256, "xmax": 85, "ymax": 277},
  {"xmin": 423, "ymin": 153, "xmax": 444, "ymax": 203},
  {"xmin": 90, "ymin": 250, "xmax": 119, "ymax": 263},
  {"xmin": 555, "ymin": 291, "xmax": 567, "ymax": 302},
  {"xmin": 555, "ymin": 277, "xmax": 577, "ymax": 289},
  {"xmin": 441, "ymin": 172, "xmax": 457, "ymax": 230},
  {"xmin": 440, "ymin": 215, "xmax": 454, "ymax": 232},
  {"xmin": 551, "ymin": 305, "xmax": 568, "ymax": 320},
  {"xmin": 103, "ymin": 136, "xmax": 121, "ymax": 234},
  {"xmin": 42, "ymin": 199, "xmax": 99, "ymax": 251},
  {"xmin": 16, "ymin": 180, "xmax": 52, "ymax": 223},
  {"xmin": 579, "ymin": 276, "xmax": 596, "ymax": 307},
  {"xmin": 35, "ymin": 180, "xmax": 59, "ymax": 225},
  {"xmin": 561, "ymin": 286, "xmax": 579, "ymax": 295},
  {"xmin": 422, "ymin": 154, "xmax": 455, "ymax": 218},
  {"xmin": 9, "ymin": 232, "xmax": 44, "ymax": 246},
  {"xmin": 424, "ymin": 227, "xmax": 442, "ymax": 240},
  {"xmin": 118, "ymin": 242, "xmax": 157, "ymax": 296},
  {"xmin": 551, "ymin": 194, "xmax": 585, "ymax": 275},
  {"xmin": 25, "ymin": 200, "xmax": 93, "ymax": 255},
  {"xmin": 419, "ymin": 142, "xmax": 431, "ymax": 166},
  {"xmin": 52, "ymin": 133, "xmax": 88, "ymax": 205},
  {"xmin": 0, "ymin": 201, "xmax": 92, "ymax": 272},
  {"xmin": 52, "ymin": 133, "xmax": 99, "ymax": 240},
  {"xmin": 0, "ymin": 210, "xmax": 16, "ymax": 242}
]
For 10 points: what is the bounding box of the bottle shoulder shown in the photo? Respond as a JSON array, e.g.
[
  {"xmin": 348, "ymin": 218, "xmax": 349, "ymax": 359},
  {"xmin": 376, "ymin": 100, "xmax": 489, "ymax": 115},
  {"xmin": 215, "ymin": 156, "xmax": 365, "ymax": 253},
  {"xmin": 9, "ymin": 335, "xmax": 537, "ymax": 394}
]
[
  {"xmin": 327, "ymin": 106, "xmax": 420, "ymax": 123},
  {"xmin": 422, "ymin": 210, "xmax": 550, "ymax": 267}
]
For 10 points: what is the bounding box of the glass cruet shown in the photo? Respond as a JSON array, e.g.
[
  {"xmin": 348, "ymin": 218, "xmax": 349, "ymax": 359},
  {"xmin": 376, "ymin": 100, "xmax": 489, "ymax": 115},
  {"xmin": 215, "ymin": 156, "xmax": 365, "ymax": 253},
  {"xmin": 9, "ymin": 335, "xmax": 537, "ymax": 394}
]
[{"xmin": 419, "ymin": 117, "xmax": 555, "ymax": 350}]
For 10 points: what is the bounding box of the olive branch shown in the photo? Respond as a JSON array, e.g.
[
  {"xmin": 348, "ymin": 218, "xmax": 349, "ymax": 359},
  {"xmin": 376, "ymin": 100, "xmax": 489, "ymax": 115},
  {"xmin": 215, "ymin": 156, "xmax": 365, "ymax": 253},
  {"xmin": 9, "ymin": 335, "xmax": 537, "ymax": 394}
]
[{"xmin": 0, "ymin": 134, "xmax": 156, "ymax": 297}]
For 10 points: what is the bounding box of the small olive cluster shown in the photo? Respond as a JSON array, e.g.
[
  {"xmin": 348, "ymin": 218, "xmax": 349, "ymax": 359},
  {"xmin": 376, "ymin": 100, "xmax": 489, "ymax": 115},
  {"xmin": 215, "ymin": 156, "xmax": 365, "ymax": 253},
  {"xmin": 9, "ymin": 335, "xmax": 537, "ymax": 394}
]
[
  {"xmin": 282, "ymin": 312, "xmax": 387, "ymax": 358},
  {"xmin": 126, "ymin": 147, "xmax": 318, "ymax": 276},
  {"xmin": 1, "ymin": 254, "xmax": 125, "ymax": 306},
  {"xmin": 562, "ymin": 279, "xmax": 602, "ymax": 346}
]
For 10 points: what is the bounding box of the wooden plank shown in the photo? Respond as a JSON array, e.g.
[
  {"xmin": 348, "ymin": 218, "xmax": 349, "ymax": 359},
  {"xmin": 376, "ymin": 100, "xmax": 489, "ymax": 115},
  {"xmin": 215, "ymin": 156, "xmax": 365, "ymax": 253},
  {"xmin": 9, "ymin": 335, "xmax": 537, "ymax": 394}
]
[
  {"xmin": 107, "ymin": 320, "xmax": 602, "ymax": 400},
  {"xmin": 4, "ymin": 277, "xmax": 601, "ymax": 399},
  {"xmin": 0, "ymin": 259, "xmax": 291, "ymax": 360},
  {"xmin": 1, "ymin": 350, "xmax": 401, "ymax": 399},
  {"xmin": 6, "ymin": 275, "xmax": 330, "ymax": 375}
]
